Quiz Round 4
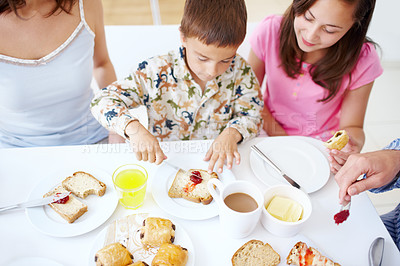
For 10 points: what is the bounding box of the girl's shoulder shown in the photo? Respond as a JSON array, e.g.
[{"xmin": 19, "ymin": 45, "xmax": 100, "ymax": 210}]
[
  {"xmin": 251, "ymin": 14, "xmax": 282, "ymax": 42},
  {"xmin": 257, "ymin": 15, "xmax": 283, "ymax": 31},
  {"xmin": 354, "ymin": 42, "xmax": 381, "ymax": 69}
]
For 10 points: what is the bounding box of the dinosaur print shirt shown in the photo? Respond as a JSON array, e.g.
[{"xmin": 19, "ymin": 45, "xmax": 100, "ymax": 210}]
[{"xmin": 91, "ymin": 48, "xmax": 263, "ymax": 142}]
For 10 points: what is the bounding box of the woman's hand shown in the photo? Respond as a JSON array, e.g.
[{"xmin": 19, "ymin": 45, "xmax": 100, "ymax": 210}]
[
  {"xmin": 335, "ymin": 150, "xmax": 400, "ymax": 205},
  {"xmin": 204, "ymin": 127, "xmax": 242, "ymax": 174},
  {"xmin": 125, "ymin": 120, "xmax": 166, "ymax": 164}
]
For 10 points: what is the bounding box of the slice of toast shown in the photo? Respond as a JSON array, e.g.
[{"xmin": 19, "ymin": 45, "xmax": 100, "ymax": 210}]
[
  {"xmin": 62, "ymin": 171, "xmax": 106, "ymax": 199},
  {"xmin": 44, "ymin": 186, "xmax": 87, "ymax": 223},
  {"xmin": 287, "ymin": 242, "xmax": 341, "ymax": 266},
  {"xmin": 232, "ymin": 240, "xmax": 280, "ymax": 266},
  {"xmin": 168, "ymin": 169, "xmax": 218, "ymax": 205}
]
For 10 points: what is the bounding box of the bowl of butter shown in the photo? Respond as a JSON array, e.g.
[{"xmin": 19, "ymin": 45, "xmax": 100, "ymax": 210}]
[{"xmin": 261, "ymin": 185, "xmax": 312, "ymax": 237}]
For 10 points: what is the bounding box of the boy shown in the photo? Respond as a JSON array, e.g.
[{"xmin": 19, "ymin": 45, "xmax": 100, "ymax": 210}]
[{"xmin": 91, "ymin": 0, "xmax": 263, "ymax": 173}]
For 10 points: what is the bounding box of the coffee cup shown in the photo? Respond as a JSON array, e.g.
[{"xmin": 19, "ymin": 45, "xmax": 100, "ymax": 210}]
[{"xmin": 207, "ymin": 179, "xmax": 264, "ymax": 238}]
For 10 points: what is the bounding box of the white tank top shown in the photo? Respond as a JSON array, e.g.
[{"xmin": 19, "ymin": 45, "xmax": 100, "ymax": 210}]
[{"xmin": 0, "ymin": 0, "xmax": 107, "ymax": 148}]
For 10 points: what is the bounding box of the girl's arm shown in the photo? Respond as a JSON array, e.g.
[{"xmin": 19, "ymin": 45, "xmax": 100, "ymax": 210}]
[
  {"xmin": 339, "ymin": 81, "xmax": 374, "ymax": 152},
  {"xmin": 261, "ymin": 105, "xmax": 288, "ymax": 136},
  {"xmin": 87, "ymin": 0, "xmax": 117, "ymax": 89},
  {"xmin": 247, "ymin": 49, "xmax": 266, "ymax": 85},
  {"xmin": 328, "ymin": 81, "xmax": 373, "ymax": 173},
  {"xmin": 247, "ymin": 49, "xmax": 287, "ymax": 136}
]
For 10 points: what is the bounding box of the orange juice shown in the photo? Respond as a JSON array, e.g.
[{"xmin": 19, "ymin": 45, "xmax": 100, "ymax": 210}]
[{"xmin": 113, "ymin": 165, "xmax": 148, "ymax": 209}]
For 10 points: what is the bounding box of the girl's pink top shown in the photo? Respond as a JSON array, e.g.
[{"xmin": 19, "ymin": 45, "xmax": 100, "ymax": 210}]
[{"xmin": 250, "ymin": 15, "xmax": 383, "ymax": 140}]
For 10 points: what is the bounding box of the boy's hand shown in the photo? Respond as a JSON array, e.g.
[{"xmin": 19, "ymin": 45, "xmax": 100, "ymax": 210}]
[
  {"xmin": 204, "ymin": 127, "xmax": 242, "ymax": 173},
  {"xmin": 125, "ymin": 120, "xmax": 167, "ymax": 165}
]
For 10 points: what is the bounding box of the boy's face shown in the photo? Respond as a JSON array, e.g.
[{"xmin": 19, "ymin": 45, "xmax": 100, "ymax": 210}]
[{"xmin": 181, "ymin": 35, "xmax": 238, "ymax": 86}]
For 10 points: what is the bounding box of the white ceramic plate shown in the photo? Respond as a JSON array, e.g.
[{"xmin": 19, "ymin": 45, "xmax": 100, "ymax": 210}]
[
  {"xmin": 250, "ymin": 136, "xmax": 330, "ymax": 193},
  {"xmin": 26, "ymin": 166, "xmax": 118, "ymax": 237},
  {"xmin": 89, "ymin": 213, "xmax": 195, "ymax": 266},
  {"xmin": 152, "ymin": 154, "xmax": 236, "ymax": 220},
  {"xmin": 6, "ymin": 257, "xmax": 63, "ymax": 266}
]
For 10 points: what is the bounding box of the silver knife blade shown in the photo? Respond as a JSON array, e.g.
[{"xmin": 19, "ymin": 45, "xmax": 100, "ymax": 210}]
[
  {"xmin": 251, "ymin": 144, "xmax": 301, "ymax": 189},
  {"xmin": 163, "ymin": 161, "xmax": 202, "ymax": 179},
  {"xmin": 0, "ymin": 192, "xmax": 71, "ymax": 213}
]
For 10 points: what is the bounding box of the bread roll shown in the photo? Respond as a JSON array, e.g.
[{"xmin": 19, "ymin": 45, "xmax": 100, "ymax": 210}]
[
  {"xmin": 324, "ymin": 130, "xmax": 349, "ymax": 150},
  {"xmin": 94, "ymin": 242, "xmax": 133, "ymax": 266},
  {"xmin": 152, "ymin": 243, "xmax": 188, "ymax": 266},
  {"xmin": 140, "ymin": 217, "xmax": 175, "ymax": 248}
]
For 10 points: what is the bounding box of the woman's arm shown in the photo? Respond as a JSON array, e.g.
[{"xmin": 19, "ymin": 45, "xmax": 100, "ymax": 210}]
[{"xmin": 86, "ymin": 0, "xmax": 117, "ymax": 89}]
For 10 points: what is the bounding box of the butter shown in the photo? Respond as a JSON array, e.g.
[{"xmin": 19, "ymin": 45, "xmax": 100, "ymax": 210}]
[{"xmin": 266, "ymin": 196, "xmax": 303, "ymax": 222}]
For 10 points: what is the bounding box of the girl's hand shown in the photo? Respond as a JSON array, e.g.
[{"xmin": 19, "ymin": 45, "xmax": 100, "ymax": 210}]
[
  {"xmin": 125, "ymin": 120, "xmax": 167, "ymax": 165},
  {"xmin": 328, "ymin": 138, "xmax": 359, "ymax": 174},
  {"xmin": 204, "ymin": 128, "xmax": 242, "ymax": 174}
]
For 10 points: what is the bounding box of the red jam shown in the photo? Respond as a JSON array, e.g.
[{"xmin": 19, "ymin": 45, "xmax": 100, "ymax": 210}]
[
  {"xmin": 190, "ymin": 171, "xmax": 202, "ymax": 184},
  {"xmin": 54, "ymin": 193, "xmax": 70, "ymax": 204},
  {"xmin": 334, "ymin": 209, "xmax": 350, "ymax": 225}
]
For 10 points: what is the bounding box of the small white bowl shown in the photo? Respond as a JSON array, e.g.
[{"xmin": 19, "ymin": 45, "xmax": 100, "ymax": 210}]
[{"xmin": 261, "ymin": 185, "xmax": 312, "ymax": 237}]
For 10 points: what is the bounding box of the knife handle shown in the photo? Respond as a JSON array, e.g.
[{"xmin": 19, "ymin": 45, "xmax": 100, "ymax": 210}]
[
  {"xmin": 251, "ymin": 145, "xmax": 301, "ymax": 190},
  {"xmin": 251, "ymin": 145, "xmax": 284, "ymax": 174},
  {"xmin": 0, "ymin": 205, "xmax": 18, "ymax": 213}
]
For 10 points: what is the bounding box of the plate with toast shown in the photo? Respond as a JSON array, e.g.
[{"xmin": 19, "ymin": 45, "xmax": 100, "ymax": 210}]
[
  {"xmin": 89, "ymin": 213, "xmax": 195, "ymax": 266},
  {"xmin": 26, "ymin": 165, "xmax": 118, "ymax": 237},
  {"xmin": 152, "ymin": 154, "xmax": 236, "ymax": 220},
  {"xmin": 250, "ymin": 136, "xmax": 330, "ymax": 193}
]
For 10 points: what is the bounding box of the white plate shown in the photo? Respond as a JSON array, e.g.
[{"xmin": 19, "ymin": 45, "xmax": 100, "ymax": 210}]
[
  {"xmin": 6, "ymin": 257, "xmax": 63, "ymax": 266},
  {"xmin": 250, "ymin": 136, "xmax": 330, "ymax": 193},
  {"xmin": 26, "ymin": 166, "xmax": 118, "ymax": 237},
  {"xmin": 152, "ymin": 154, "xmax": 236, "ymax": 220},
  {"xmin": 89, "ymin": 213, "xmax": 195, "ymax": 266}
]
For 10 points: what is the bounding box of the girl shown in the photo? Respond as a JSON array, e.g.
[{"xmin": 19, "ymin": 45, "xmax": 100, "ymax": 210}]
[
  {"xmin": 248, "ymin": 0, "xmax": 382, "ymax": 173},
  {"xmin": 0, "ymin": 0, "xmax": 116, "ymax": 148}
]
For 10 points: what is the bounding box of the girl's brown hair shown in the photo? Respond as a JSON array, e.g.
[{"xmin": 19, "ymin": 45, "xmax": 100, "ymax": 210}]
[
  {"xmin": 180, "ymin": 0, "xmax": 247, "ymax": 47},
  {"xmin": 279, "ymin": 0, "xmax": 376, "ymax": 102},
  {"xmin": 0, "ymin": 0, "xmax": 76, "ymax": 17}
]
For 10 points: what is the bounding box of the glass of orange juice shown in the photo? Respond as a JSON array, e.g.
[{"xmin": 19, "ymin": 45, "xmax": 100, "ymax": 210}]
[{"xmin": 112, "ymin": 164, "xmax": 148, "ymax": 209}]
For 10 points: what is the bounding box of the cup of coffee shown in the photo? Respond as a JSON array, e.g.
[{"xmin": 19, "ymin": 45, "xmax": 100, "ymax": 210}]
[{"xmin": 207, "ymin": 179, "xmax": 264, "ymax": 239}]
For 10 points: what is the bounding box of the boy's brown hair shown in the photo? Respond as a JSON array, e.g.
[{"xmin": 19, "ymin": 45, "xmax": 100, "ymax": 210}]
[{"xmin": 180, "ymin": 0, "xmax": 247, "ymax": 47}]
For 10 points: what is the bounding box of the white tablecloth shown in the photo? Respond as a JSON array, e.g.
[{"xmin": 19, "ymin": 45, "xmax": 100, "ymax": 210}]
[{"xmin": 0, "ymin": 138, "xmax": 399, "ymax": 265}]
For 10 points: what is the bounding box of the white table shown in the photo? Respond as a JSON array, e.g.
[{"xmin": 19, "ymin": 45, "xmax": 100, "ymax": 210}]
[{"xmin": 0, "ymin": 137, "xmax": 399, "ymax": 265}]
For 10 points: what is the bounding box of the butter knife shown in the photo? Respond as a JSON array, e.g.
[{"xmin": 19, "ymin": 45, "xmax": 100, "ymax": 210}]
[
  {"xmin": 163, "ymin": 161, "xmax": 202, "ymax": 179},
  {"xmin": 0, "ymin": 192, "xmax": 71, "ymax": 213},
  {"xmin": 251, "ymin": 145, "xmax": 301, "ymax": 189}
]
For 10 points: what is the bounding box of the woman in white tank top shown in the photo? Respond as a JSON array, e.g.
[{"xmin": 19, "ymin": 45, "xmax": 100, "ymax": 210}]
[{"xmin": 0, "ymin": 0, "xmax": 116, "ymax": 148}]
